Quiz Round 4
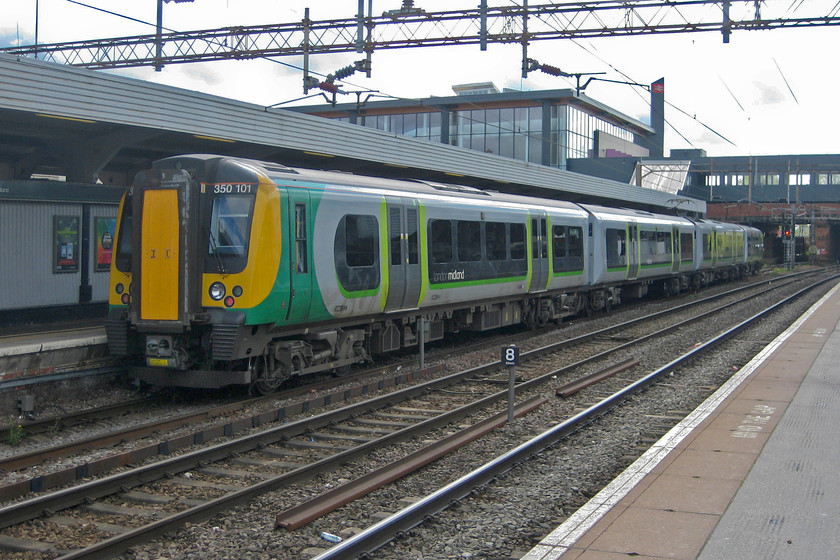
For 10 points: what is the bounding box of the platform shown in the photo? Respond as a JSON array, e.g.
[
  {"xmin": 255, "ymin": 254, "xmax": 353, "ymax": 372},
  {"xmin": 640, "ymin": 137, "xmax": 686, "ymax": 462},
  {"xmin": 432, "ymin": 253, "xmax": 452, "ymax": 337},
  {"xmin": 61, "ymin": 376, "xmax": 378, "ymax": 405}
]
[
  {"xmin": 0, "ymin": 325, "xmax": 108, "ymax": 388},
  {"xmin": 523, "ymin": 281, "xmax": 840, "ymax": 560}
]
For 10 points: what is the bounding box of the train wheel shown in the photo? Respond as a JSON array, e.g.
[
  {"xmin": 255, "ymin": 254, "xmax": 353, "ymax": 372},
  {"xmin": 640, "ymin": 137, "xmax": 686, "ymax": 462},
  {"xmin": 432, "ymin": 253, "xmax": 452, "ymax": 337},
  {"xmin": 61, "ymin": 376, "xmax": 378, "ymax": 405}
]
[
  {"xmin": 250, "ymin": 358, "xmax": 291, "ymax": 395},
  {"xmin": 524, "ymin": 308, "xmax": 538, "ymax": 330},
  {"xmin": 254, "ymin": 378, "xmax": 283, "ymax": 395},
  {"xmin": 334, "ymin": 364, "xmax": 352, "ymax": 376}
]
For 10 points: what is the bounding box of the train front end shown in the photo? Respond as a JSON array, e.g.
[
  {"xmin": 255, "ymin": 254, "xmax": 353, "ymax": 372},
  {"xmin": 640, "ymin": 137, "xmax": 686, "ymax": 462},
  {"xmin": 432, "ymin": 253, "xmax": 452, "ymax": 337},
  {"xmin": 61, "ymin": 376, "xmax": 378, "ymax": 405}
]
[{"xmin": 106, "ymin": 155, "xmax": 282, "ymax": 388}]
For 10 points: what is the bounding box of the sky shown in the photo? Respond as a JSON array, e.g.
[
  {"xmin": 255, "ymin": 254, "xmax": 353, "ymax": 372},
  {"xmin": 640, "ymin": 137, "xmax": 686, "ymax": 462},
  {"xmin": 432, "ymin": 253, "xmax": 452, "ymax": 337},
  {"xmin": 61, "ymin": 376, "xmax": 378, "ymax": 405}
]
[{"xmin": 2, "ymin": 0, "xmax": 839, "ymax": 158}]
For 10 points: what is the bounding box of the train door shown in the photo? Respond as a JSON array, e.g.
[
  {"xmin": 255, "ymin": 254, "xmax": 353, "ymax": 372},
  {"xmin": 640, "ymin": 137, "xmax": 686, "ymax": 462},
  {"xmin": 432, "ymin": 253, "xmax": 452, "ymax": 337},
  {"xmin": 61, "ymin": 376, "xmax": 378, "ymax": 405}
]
[
  {"xmin": 529, "ymin": 212, "xmax": 549, "ymax": 292},
  {"xmin": 385, "ymin": 198, "xmax": 421, "ymax": 311},
  {"xmin": 285, "ymin": 189, "xmax": 312, "ymax": 322},
  {"xmin": 627, "ymin": 221, "xmax": 639, "ymax": 279},
  {"xmin": 671, "ymin": 226, "xmax": 680, "ymax": 273},
  {"xmin": 140, "ymin": 188, "xmax": 180, "ymax": 321}
]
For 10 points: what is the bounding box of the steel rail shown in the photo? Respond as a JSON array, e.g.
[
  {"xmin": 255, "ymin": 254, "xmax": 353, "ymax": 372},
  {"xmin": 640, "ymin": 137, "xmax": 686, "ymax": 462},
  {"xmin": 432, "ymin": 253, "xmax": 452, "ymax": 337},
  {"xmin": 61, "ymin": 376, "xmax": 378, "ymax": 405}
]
[
  {"xmin": 275, "ymin": 396, "xmax": 548, "ymax": 531},
  {"xmin": 48, "ymin": 389, "xmax": 554, "ymax": 559},
  {"xmin": 0, "ymin": 362, "xmax": 440, "ymax": 475},
  {"xmin": 310, "ymin": 275, "xmax": 840, "ymax": 560},
  {"xmin": 555, "ymin": 358, "xmax": 638, "ymax": 397}
]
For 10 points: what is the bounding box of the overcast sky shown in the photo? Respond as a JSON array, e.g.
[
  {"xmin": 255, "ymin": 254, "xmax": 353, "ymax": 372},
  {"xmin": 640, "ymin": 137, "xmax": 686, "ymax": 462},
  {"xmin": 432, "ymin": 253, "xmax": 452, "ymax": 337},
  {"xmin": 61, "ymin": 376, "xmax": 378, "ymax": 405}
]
[{"xmin": 3, "ymin": 0, "xmax": 838, "ymax": 158}]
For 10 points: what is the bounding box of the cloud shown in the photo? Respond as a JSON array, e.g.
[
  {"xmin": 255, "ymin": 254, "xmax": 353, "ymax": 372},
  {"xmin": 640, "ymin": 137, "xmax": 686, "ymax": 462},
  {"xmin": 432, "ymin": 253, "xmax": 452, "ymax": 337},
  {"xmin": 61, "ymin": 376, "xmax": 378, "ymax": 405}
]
[
  {"xmin": 181, "ymin": 64, "xmax": 224, "ymax": 87},
  {"xmin": 0, "ymin": 29, "xmax": 32, "ymax": 48},
  {"xmin": 752, "ymin": 82, "xmax": 786, "ymax": 106}
]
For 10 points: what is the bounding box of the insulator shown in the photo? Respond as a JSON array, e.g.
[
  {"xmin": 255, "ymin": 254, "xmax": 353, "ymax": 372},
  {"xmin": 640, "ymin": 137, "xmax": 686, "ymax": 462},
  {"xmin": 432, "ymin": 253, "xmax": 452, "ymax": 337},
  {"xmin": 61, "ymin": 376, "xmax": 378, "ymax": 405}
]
[
  {"xmin": 331, "ymin": 63, "xmax": 357, "ymax": 81},
  {"xmin": 539, "ymin": 64, "xmax": 565, "ymax": 77},
  {"xmin": 319, "ymin": 82, "xmax": 339, "ymax": 94}
]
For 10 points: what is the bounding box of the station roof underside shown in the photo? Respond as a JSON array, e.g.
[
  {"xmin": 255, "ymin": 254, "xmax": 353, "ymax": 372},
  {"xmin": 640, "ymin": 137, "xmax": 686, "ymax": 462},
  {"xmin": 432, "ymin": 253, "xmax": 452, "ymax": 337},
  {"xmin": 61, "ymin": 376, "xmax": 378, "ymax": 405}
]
[{"xmin": 0, "ymin": 54, "xmax": 703, "ymax": 214}]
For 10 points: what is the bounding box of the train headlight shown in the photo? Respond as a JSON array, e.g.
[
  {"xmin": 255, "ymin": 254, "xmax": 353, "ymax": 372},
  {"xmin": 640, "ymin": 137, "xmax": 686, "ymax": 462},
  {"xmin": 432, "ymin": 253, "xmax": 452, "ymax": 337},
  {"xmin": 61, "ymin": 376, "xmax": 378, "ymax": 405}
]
[
  {"xmin": 209, "ymin": 281, "xmax": 226, "ymax": 301},
  {"xmin": 115, "ymin": 283, "xmax": 124, "ymax": 294}
]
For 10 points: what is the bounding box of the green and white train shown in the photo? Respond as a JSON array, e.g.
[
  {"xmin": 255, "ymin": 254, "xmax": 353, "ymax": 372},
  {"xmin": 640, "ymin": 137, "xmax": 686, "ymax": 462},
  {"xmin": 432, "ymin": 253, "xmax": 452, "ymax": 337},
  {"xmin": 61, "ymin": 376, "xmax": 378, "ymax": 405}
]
[{"xmin": 106, "ymin": 155, "xmax": 764, "ymax": 393}]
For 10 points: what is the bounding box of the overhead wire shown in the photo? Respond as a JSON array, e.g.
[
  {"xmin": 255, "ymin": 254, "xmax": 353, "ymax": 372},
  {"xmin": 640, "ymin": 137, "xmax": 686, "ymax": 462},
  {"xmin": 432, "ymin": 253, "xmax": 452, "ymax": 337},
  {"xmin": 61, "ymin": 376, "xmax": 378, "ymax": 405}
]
[{"xmin": 58, "ymin": 0, "xmax": 732, "ymax": 185}]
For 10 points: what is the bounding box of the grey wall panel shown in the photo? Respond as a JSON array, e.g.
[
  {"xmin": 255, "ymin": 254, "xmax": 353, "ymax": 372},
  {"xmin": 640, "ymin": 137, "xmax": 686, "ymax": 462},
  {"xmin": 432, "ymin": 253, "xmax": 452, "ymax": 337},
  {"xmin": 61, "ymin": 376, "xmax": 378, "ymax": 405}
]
[
  {"xmin": 0, "ymin": 202, "xmax": 118, "ymax": 310},
  {"xmin": 0, "ymin": 202, "xmax": 81, "ymax": 309}
]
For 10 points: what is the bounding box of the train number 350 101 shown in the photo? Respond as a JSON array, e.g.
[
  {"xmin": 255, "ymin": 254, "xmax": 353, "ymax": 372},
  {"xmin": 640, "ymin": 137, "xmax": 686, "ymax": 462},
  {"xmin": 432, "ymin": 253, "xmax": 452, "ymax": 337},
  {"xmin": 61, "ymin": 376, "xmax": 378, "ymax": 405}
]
[{"xmin": 211, "ymin": 183, "xmax": 253, "ymax": 194}]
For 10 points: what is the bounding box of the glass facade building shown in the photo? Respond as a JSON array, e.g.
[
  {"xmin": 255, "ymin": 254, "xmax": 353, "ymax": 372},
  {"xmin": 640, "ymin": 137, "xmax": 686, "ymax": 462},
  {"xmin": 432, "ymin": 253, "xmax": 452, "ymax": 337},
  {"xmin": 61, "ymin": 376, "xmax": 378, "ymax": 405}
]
[{"xmin": 302, "ymin": 88, "xmax": 649, "ymax": 171}]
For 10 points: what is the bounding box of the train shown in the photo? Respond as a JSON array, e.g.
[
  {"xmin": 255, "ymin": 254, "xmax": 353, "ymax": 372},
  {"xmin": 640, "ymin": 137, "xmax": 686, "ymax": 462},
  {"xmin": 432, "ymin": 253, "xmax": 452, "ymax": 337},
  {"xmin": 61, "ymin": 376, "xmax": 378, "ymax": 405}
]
[{"xmin": 105, "ymin": 154, "xmax": 764, "ymax": 393}]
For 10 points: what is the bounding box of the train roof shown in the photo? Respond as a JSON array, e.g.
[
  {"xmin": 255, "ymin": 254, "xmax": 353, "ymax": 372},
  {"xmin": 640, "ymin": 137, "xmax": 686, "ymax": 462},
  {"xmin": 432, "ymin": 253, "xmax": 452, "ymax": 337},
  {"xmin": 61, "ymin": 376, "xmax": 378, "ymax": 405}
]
[
  {"xmin": 579, "ymin": 203, "xmax": 693, "ymax": 225},
  {"xmin": 248, "ymin": 158, "xmax": 589, "ymax": 215}
]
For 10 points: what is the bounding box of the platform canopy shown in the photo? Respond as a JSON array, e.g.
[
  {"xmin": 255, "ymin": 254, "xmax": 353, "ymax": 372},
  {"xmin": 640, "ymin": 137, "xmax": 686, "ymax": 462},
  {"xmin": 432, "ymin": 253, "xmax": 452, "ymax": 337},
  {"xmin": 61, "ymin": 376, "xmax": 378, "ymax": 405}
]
[{"xmin": 0, "ymin": 54, "xmax": 704, "ymax": 214}]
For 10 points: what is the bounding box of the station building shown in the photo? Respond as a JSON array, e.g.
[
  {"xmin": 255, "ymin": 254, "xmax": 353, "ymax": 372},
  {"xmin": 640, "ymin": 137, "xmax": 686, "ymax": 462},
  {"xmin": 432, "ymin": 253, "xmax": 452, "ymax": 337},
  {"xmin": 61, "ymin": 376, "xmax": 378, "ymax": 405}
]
[{"xmin": 289, "ymin": 80, "xmax": 659, "ymax": 172}]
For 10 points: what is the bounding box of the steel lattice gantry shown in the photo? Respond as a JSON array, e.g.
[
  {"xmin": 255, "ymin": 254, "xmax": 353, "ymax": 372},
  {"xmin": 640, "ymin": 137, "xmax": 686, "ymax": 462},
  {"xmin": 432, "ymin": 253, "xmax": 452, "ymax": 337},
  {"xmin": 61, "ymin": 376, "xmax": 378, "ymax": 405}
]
[{"xmin": 3, "ymin": 1, "xmax": 840, "ymax": 73}]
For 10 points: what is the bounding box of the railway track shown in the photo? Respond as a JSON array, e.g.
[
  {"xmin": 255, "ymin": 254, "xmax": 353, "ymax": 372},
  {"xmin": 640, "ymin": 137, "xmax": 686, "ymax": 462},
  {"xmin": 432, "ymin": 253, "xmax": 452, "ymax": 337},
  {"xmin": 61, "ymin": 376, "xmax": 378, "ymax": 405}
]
[
  {"xmin": 0, "ymin": 270, "xmax": 833, "ymax": 558},
  {"xmin": 311, "ymin": 274, "xmax": 840, "ymax": 560},
  {"xmin": 0, "ymin": 270, "xmax": 815, "ymax": 492}
]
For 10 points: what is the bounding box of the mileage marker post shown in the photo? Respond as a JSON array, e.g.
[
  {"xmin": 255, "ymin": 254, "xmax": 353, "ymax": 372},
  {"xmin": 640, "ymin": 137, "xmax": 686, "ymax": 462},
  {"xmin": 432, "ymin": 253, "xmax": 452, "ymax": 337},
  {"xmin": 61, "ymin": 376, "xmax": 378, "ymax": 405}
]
[{"xmin": 502, "ymin": 345, "xmax": 520, "ymax": 423}]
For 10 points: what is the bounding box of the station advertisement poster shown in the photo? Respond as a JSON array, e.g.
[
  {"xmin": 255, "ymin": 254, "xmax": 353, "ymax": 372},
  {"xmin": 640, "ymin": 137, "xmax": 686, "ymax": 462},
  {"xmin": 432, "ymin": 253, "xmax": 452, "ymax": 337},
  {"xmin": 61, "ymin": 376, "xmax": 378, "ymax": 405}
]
[
  {"xmin": 54, "ymin": 215, "xmax": 80, "ymax": 273},
  {"xmin": 95, "ymin": 217, "xmax": 116, "ymax": 271}
]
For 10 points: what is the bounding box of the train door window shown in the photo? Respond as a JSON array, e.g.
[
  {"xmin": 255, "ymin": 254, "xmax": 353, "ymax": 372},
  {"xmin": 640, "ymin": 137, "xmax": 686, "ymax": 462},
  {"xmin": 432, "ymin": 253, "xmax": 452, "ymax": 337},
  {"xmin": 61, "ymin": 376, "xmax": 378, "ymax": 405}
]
[
  {"xmin": 540, "ymin": 220, "xmax": 548, "ymax": 258},
  {"xmin": 703, "ymin": 233, "xmax": 713, "ymax": 260},
  {"xmin": 389, "ymin": 207, "xmax": 402, "ymax": 265},
  {"xmin": 430, "ymin": 220, "xmax": 453, "ymax": 263},
  {"xmin": 510, "ymin": 223, "xmax": 526, "ymax": 260},
  {"xmin": 486, "ymin": 222, "xmax": 507, "ymax": 261},
  {"xmin": 532, "ymin": 218, "xmax": 548, "ymax": 258},
  {"xmin": 606, "ymin": 228, "xmax": 627, "ymax": 268},
  {"xmin": 680, "ymin": 232, "xmax": 693, "ymax": 262},
  {"xmin": 457, "ymin": 220, "xmax": 482, "ymax": 262},
  {"xmin": 295, "ymin": 203, "xmax": 307, "ymax": 273},
  {"xmin": 407, "ymin": 208, "xmax": 419, "ymax": 265}
]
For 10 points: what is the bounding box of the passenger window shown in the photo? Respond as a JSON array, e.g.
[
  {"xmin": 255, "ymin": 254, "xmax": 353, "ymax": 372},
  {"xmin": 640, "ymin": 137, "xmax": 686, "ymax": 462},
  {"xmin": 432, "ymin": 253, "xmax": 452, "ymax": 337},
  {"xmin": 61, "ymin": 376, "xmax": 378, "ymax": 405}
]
[
  {"xmin": 510, "ymin": 223, "xmax": 526, "ymax": 260},
  {"xmin": 345, "ymin": 215, "xmax": 377, "ymax": 267},
  {"xmin": 553, "ymin": 225, "xmax": 584, "ymax": 273},
  {"xmin": 486, "ymin": 222, "xmax": 507, "ymax": 261},
  {"xmin": 457, "ymin": 220, "xmax": 481, "ymax": 262},
  {"xmin": 553, "ymin": 225, "xmax": 568, "ymax": 258},
  {"xmin": 568, "ymin": 226, "xmax": 583, "ymax": 258},
  {"xmin": 430, "ymin": 220, "xmax": 453, "ymax": 263}
]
